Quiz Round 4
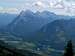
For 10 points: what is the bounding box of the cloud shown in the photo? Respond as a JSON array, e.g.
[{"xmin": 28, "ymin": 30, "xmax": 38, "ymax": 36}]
[
  {"xmin": 33, "ymin": 1, "xmax": 45, "ymax": 10},
  {"xmin": 21, "ymin": 0, "xmax": 75, "ymax": 16},
  {"xmin": 65, "ymin": 0, "xmax": 75, "ymax": 2},
  {"xmin": 0, "ymin": 0, "xmax": 26, "ymax": 3},
  {"xmin": 0, "ymin": 7, "xmax": 19, "ymax": 14},
  {"xmin": 0, "ymin": 0, "xmax": 75, "ymax": 16},
  {"xmin": 47, "ymin": 0, "xmax": 75, "ymax": 16}
]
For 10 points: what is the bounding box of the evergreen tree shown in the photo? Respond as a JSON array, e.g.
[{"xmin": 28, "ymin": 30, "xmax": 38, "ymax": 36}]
[{"xmin": 64, "ymin": 40, "xmax": 74, "ymax": 56}]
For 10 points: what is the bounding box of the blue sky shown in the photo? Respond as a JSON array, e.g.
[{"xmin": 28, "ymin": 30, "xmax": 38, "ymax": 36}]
[{"xmin": 0, "ymin": 0, "xmax": 75, "ymax": 16}]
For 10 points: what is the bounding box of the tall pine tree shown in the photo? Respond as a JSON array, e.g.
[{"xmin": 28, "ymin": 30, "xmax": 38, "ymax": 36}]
[{"xmin": 64, "ymin": 40, "xmax": 74, "ymax": 56}]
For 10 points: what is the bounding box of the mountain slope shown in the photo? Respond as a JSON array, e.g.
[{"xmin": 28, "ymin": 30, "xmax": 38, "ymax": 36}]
[{"xmin": 31, "ymin": 19, "xmax": 75, "ymax": 49}]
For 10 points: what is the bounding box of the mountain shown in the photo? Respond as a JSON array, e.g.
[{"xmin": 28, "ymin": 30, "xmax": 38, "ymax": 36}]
[
  {"xmin": 7, "ymin": 10, "xmax": 58, "ymax": 37},
  {"xmin": 7, "ymin": 10, "xmax": 74, "ymax": 38},
  {"xmin": 0, "ymin": 13, "xmax": 17, "ymax": 28},
  {"xmin": 5, "ymin": 10, "xmax": 75, "ymax": 56}
]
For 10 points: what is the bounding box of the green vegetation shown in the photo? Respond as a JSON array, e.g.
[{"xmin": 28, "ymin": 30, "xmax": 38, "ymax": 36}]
[
  {"xmin": 0, "ymin": 40, "xmax": 43, "ymax": 56},
  {"xmin": 0, "ymin": 32, "xmax": 75, "ymax": 56}
]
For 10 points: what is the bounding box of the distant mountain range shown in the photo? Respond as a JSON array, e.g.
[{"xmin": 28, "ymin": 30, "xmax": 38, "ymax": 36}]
[
  {"xmin": 7, "ymin": 10, "xmax": 57, "ymax": 37},
  {"xmin": 6, "ymin": 10, "xmax": 74, "ymax": 37},
  {"xmin": 0, "ymin": 10, "xmax": 75, "ymax": 56}
]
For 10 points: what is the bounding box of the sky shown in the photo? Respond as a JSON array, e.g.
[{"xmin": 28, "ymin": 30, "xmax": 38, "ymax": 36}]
[{"xmin": 0, "ymin": 0, "xmax": 75, "ymax": 16}]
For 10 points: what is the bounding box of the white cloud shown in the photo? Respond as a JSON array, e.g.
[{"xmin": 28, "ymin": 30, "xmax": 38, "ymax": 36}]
[
  {"xmin": 33, "ymin": 1, "xmax": 45, "ymax": 11},
  {"xmin": 0, "ymin": 7, "xmax": 19, "ymax": 14},
  {"xmin": 47, "ymin": 0, "xmax": 75, "ymax": 16},
  {"xmin": 54, "ymin": 4, "xmax": 64, "ymax": 9},
  {"xmin": 1, "ymin": 0, "xmax": 75, "ymax": 16}
]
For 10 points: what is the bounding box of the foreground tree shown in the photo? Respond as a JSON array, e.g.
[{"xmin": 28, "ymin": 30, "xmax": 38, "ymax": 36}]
[{"xmin": 64, "ymin": 40, "xmax": 74, "ymax": 56}]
